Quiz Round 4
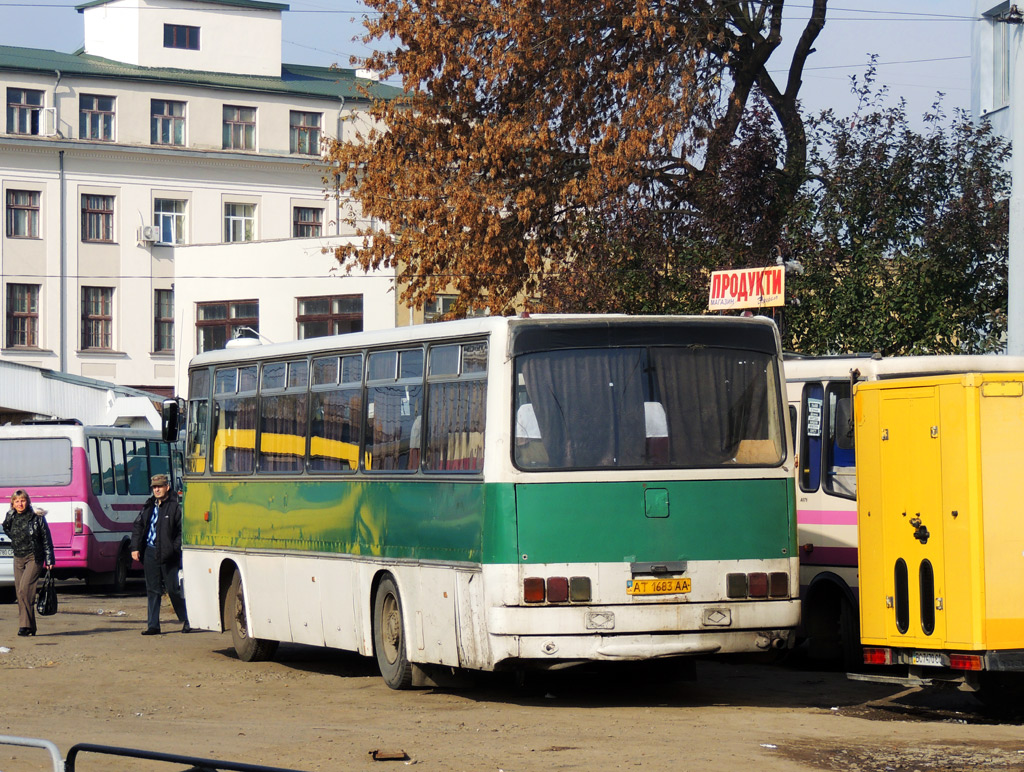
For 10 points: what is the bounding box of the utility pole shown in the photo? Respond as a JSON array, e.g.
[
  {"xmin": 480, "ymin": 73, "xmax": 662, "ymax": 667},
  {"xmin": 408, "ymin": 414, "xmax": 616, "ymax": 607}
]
[{"xmin": 1003, "ymin": 5, "xmax": 1024, "ymax": 353}]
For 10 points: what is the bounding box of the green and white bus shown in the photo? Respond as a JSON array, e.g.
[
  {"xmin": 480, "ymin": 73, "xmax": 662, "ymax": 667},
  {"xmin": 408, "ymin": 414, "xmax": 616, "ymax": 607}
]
[{"xmin": 167, "ymin": 314, "xmax": 799, "ymax": 688}]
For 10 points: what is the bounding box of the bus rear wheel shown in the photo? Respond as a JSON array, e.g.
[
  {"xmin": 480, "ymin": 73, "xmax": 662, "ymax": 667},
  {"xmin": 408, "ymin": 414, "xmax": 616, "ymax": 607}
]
[
  {"xmin": 373, "ymin": 576, "xmax": 413, "ymax": 690},
  {"xmin": 223, "ymin": 571, "xmax": 278, "ymax": 663}
]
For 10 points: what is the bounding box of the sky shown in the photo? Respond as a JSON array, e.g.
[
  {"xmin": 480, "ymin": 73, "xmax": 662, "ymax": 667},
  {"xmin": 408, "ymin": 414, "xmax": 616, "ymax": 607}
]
[{"xmin": 0, "ymin": 0, "xmax": 973, "ymax": 122}]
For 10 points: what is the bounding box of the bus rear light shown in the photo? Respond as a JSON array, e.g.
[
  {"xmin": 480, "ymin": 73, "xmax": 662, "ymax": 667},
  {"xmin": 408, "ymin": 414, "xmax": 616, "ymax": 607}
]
[
  {"xmin": 863, "ymin": 647, "xmax": 892, "ymax": 666},
  {"xmin": 726, "ymin": 573, "xmax": 747, "ymax": 598},
  {"xmin": 569, "ymin": 576, "xmax": 591, "ymax": 602},
  {"xmin": 769, "ymin": 572, "xmax": 789, "ymax": 597},
  {"xmin": 748, "ymin": 572, "xmax": 768, "ymax": 598},
  {"xmin": 546, "ymin": 577, "xmax": 569, "ymax": 603},
  {"xmin": 950, "ymin": 654, "xmax": 983, "ymax": 671},
  {"xmin": 74, "ymin": 507, "xmax": 83, "ymax": 535},
  {"xmin": 524, "ymin": 577, "xmax": 545, "ymax": 603}
]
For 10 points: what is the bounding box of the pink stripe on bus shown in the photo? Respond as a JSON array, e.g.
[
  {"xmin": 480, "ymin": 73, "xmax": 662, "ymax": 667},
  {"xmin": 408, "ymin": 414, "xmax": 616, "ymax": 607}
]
[{"xmin": 797, "ymin": 509, "xmax": 858, "ymax": 526}]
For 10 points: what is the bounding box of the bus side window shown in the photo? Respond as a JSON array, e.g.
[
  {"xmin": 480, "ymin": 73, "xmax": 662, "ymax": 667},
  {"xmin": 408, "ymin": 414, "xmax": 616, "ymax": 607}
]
[
  {"xmin": 799, "ymin": 383, "xmax": 823, "ymax": 493},
  {"xmin": 98, "ymin": 439, "xmax": 115, "ymax": 495},
  {"xmin": 112, "ymin": 439, "xmax": 128, "ymax": 495},
  {"xmin": 824, "ymin": 384, "xmax": 856, "ymax": 499},
  {"xmin": 125, "ymin": 440, "xmax": 150, "ymax": 495},
  {"xmin": 89, "ymin": 437, "xmax": 103, "ymax": 494}
]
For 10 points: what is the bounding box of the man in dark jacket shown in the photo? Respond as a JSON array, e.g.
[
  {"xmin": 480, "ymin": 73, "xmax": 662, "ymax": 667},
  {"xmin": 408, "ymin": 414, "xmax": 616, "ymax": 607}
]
[{"xmin": 131, "ymin": 473, "xmax": 189, "ymax": 635}]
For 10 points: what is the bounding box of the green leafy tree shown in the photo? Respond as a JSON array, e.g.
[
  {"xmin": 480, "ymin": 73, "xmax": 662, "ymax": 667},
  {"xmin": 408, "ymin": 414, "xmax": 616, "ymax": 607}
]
[{"xmin": 783, "ymin": 80, "xmax": 1011, "ymax": 355}]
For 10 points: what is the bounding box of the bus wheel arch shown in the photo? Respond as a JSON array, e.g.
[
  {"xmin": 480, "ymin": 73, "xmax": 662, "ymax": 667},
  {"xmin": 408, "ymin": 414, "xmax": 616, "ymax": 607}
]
[
  {"xmin": 803, "ymin": 573, "xmax": 861, "ymax": 670},
  {"xmin": 372, "ymin": 573, "xmax": 414, "ymax": 690},
  {"xmin": 223, "ymin": 568, "xmax": 279, "ymax": 663}
]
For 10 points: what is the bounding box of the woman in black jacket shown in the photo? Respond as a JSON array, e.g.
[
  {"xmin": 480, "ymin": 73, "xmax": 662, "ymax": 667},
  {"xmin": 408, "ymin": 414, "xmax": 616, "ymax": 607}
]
[{"xmin": 2, "ymin": 489, "xmax": 55, "ymax": 636}]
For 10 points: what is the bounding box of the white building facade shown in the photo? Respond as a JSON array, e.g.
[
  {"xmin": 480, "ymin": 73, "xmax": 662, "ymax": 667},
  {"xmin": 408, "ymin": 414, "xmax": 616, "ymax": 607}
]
[{"xmin": 1, "ymin": 0, "xmax": 400, "ymax": 398}]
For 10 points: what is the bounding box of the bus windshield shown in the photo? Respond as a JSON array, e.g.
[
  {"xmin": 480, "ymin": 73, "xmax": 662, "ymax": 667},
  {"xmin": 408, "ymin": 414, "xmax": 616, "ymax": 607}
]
[
  {"xmin": 0, "ymin": 438, "xmax": 73, "ymax": 486},
  {"xmin": 514, "ymin": 346, "xmax": 783, "ymax": 470}
]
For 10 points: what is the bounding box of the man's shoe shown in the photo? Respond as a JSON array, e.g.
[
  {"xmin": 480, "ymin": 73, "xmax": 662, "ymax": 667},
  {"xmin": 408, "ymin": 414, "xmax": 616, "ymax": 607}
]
[
  {"xmin": 17, "ymin": 627, "xmax": 28, "ymax": 636},
  {"xmin": 181, "ymin": 622, "xmax": 192, "ymax": 634},
  {"xmin": 141, "ymin": 628, "xmax": 161, "ymax": 636}
]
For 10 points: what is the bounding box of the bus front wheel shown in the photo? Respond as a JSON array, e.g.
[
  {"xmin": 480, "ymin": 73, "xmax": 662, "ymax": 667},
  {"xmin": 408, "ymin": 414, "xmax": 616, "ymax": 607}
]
[
  {"xmin": 373, "ymin": 576, "xmax": 413, "ymax": 690},
  {"xmin": 224, "ymin": 571, "xmax": 278, "ymax": 663}
]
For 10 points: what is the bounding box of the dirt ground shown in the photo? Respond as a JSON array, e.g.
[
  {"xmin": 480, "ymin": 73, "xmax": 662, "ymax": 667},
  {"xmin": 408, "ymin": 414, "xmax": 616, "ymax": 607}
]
[{"xmin": 1, "ymin": 581, "xmax": 1023, "ymax": 772}]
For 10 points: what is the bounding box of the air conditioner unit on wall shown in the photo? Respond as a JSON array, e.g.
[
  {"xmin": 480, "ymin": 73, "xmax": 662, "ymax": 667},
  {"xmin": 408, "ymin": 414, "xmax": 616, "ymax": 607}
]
[{"xmin": 139, "ymin": 225, "xmax": 160, "ymax": 242}]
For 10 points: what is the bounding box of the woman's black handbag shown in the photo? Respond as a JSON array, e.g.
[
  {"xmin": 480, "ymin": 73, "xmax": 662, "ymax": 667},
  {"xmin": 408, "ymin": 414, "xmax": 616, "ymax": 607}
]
[{"xmin": 36, "ymin": 568, "xmax": 58, "ymax": 616}]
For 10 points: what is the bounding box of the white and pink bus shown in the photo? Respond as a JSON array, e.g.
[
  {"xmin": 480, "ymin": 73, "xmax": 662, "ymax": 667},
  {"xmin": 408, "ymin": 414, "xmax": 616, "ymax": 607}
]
[
  {"xmin": 0, "ymin": 421, "xmax": 182, "ymax": 590},
  {"xmin": 785, "ymin": 354, "xmax": 1024, "ymax": 668}
]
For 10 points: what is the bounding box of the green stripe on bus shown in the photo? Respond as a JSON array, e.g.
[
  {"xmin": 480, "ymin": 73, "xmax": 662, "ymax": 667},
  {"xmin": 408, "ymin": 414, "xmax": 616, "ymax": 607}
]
[{"xmin": 182, "ymin": 477, "xmax": 793, "ymax": 565}]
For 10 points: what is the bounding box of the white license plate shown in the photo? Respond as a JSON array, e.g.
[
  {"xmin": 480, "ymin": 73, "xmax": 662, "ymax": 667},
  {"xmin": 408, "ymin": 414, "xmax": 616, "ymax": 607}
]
[
  {"xmin": 911, "ymin": 651, "xmax": 944, "ymax": 667},
  {"xmin": 0, "ymin": 547, "xmax": 12, "ymax": 558}
]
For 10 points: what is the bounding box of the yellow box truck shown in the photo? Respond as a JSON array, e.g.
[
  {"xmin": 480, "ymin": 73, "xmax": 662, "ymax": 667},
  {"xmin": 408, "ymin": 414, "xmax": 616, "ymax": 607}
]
[{"xmin": 855, "ymin": 372, "xmax": 1024, "ymax": 705}]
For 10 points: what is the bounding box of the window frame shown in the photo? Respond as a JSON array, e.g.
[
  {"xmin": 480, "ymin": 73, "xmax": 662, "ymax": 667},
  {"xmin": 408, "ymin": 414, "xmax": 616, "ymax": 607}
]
[
  {"xmin": 151, "ymin": 99, "xmax": 186, "ymax": 146},
  {"xmin": 296, "ymin": 294, "xmax": 363, "ymax": 339},
  {"xmin": 222, "ymin": 105, "xmax": 256, "ymax": 150},
  {"xmin": 153, "ymin": 198, "xmax": 186, "ymax": 245},
  {"xmin": 289, "ymin": 111, "xmax": 321, "ymax": 155},
  {"xmin": 7, "ymin": 88, "xmax": 44, "ymax": 135},
  {"xmin": 154, "ymin": 288, "xmax": 174, "ymax": 353},
  {"xmin": 81, "ymin": 194, "xmax": 115, "ymax": 243},
  {"xmin": 292, "ymin": 206, "xmax": 323, "ymax": 238},
  {"xmin": 164, "ymin": 23, "xmax": 200, "ymax": 51},
  {"xmin": 6, "ymin": 283, "xmax": 39, "ymax": 348},
  {"xmin": 79, "ymin": 94, "xmax": 115, "ymax": 141},
  {"xmin": 6, "ymin": 189, "xmax": 40, "ymax": 238},
  {"xmin": 223, "ymin": 202, "xmax": 255, "ymax": 243},
  {"xmin": 81, "ymin": 286, "xmax": 114, "ymax": 351},
  {"xmin": 196, "ymin": 300, "xmax": 259, "ymax": 353}
]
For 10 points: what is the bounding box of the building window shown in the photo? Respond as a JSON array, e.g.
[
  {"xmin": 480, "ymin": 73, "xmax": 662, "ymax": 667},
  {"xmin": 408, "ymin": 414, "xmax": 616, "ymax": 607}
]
[
  {"xmin": 223, "ymin": 105, "xmax": 256, "ymax": 150},
  {"xmin": 6, "ymin": 283, "xmax": 39, "ymax": 348},
  {"xmin": 993, "ymin": 18, "xmax": 1012, "ymax": 110},
  {"xmin": 196, "ymin": 300, "xmax": 259, "ymax": 353},
  {"xmin": 81, "ymin": 286, "xmax": 113, "ymax": 350},
  {"xmin": 297, "ymin": 295, "xmax": 363, "ymax": 339},
  {"xmin": 290, "ymin": 111, "xmax": 321, "ymax": 155},
  {"xmin": 154, "ymin": 289, "xmax": 174, "ymax": 353},
  {"xmin": 79, "ymin": 94, "xmax": 115, "ymax": 141},
  {"xmin": 164, "ymin": 23, "xmax": 200, "ymax": 50},
  {"xmin": 7, "ymin": 88, "xmax": 44, "ymax": 135},
  {"xmin": 151, "ymin": 100, "xmax": 185, "ymax": 146},
  {"xmin": 224, "ymin": 203, "xmax": 255, "ymax": 242},
  {"xmin": 82, "ymin": 194, "xmax": 114, "ymax": 243},
  {"xmin": 293, "ymin": 206, "xmax": 323, "ymax": 238},
  {"xmin": 6, "ymin": 190, "xmax": 40, "ymax": 238},
  {"xmin": 154, "ymin": 199, "xmax": 186, "ymax": 244},
  {"xmin": 424, "ymin": 295, "xmax": 488, "ymax": 322}
]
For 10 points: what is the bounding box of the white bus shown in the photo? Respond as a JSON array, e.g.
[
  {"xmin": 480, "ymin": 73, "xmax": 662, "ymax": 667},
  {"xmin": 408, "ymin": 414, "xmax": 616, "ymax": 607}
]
[
  {"xmin": 785, "ymin": 354, "xmax": 1024, "ymax": 667},
  {"xmin": 0, "ymin": 421, "xmax": 183, "ymax": 590},
  {"xmin": 168, "ymin": 315, "xmax": 801, "ymax": 688}
]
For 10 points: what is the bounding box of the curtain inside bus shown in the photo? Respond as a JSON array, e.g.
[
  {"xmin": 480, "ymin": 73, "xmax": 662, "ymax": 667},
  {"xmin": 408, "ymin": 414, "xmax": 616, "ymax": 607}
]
[{"xmin": 515, "ymin": 347, "xmax": 780, "ymax": 470}]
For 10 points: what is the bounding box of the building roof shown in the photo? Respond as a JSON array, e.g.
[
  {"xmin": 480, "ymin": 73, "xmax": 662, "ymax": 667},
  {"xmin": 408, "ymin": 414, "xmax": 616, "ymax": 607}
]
[
  {"xmin": 0, "ymin": 44, "xmax": 402, "ymax": 101},
  {"xmin": 76, "ymin": 0, "xmax": 289, "ymax": 11}
]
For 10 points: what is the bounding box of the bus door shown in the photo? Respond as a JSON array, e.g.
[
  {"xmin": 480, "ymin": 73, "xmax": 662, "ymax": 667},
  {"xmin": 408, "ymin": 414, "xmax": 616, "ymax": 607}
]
[{"xmin": 877, "ymin": 387, "xmax": 947, "ymax": 648}]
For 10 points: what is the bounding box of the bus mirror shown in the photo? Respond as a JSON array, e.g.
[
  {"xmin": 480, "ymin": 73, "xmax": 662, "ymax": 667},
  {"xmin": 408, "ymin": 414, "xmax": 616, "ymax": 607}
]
[
  {"xmin": 161, "ymin": 399, "xmax": 181, "ymax": 443},
  {"xmin": 834, "ymin": 398, "xmax": 854, "ymax": 451}
]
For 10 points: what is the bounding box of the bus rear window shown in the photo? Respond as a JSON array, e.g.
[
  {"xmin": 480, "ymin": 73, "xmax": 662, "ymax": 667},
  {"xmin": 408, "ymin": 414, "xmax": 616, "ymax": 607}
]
[
  {"xmin": 0, "ymin": 438, "xmax": 72, "ymax": 486},
  {"xmin": 513, "ymin": 346, "xmax": 783, "ymax": 470}
]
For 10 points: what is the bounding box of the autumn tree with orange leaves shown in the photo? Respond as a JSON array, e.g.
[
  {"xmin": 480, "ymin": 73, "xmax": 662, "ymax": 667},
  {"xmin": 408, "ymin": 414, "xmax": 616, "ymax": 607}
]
[{"xmin": 325, "ymin": 0, "xmax": 827, "ymax": 316}]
